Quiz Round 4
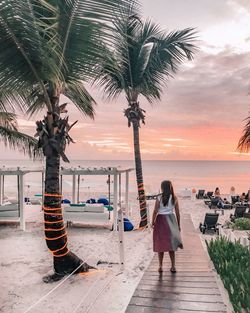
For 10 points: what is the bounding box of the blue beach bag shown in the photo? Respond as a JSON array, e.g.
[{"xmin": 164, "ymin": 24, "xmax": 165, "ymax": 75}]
[
  {"xmin": 98, "ymin": 198, "xmax": 109, "ymax": 205},
  {"xmin": 62, "ymin": 199, "xmax": 71, "ymax": 204},
  {"xmin": 124, "ymin": 218, "xmax": 134, "ymax": 231}
]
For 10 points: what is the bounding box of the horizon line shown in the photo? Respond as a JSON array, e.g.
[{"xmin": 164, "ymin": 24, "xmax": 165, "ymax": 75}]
[{"xmin": 1, "ymin": 159, "xmax": 250, "ymax": 162}]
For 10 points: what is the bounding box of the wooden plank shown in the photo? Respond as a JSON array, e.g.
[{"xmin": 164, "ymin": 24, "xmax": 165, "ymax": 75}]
[
  {"xmin": 143, "ymin": 274, "xmax": 216, "ymax": 282},
  {"xmin": 130, "ymin": 297, "xmax": 226, "ymax": 311},
  {"xmin": 148, "ymin": 266, "xmax": 212, "ymax": 271},
  {"xmin": 145, "ymin": 271, "xmax": 213, "ymax": 277},
  {"xmin": 124, "ymin": 214, "xmax": 227, "ymax": 313},
  {"xmin": 145, "ymin": 265, "xmax": 211, "ymax": 271},
  {"xmin": 140, "ymin": 279, "xmax": 218, "ymax": 288},
  {"xmin": 126, "ymin": 305, "xmax": 226, "ymax": 313},
  {"xmin": 150, "ymin": 258, "xmax": 209, "ymax": 262},
  {"xmin": 133, "ymin": 289, "xmax": 224, "ymax": 303},
  {"xmin": 137, "ymin": 284, "xmax": 221, "ymax": 295},
  {"xmin": 149, "ymin": 262, "xmax": 211, "ymax": 266}
]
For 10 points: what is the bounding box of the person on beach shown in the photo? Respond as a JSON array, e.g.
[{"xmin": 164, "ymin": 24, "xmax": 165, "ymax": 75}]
[
  {"xmin": 214, "ymin": 187, "xmax": 221, "ymax": 197},
  {"xmin": 214, "ymin": 187, "xmax": 229, "ymax": 208},
  {"xmin": 152, "ymin": 180, "xmax": 183, "ymax": 273},
  {"xmin": 230, "ymin": 186, "xmax": 236, "ymax": 195},
  {"xmin": 239, "ymin": 192, "xmax": 248, "ymax": 203}
]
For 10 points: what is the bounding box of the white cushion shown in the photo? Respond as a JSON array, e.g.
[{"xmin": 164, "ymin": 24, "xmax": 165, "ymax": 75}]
[
  {"xmin": 64, "ymin": 211, "xmax": 109, "ymax": 221},
  {"xmin": 64, "ymin": 206, "xmax": 85, "ymax": 213},
  {"xmin": 0, "ymin": 204, "xmax": 19, "ymax": 217},
  {"xmin": 84, "ymin": 204, "xmax": 104, "ymax": 213}
]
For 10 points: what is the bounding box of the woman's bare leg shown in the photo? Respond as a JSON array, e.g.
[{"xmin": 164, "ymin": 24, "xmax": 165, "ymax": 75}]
[
  {"xmin": 169, "ymin": 251, "xmax": 176, "ymax": 271},
  {"xmin": 158, "ymin": 252, "xmax": 164, "ymax": 272}
]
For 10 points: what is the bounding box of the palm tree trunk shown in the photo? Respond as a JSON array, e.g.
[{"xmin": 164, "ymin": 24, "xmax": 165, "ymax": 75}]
[
  {"xmin": 132, "ymin": 122, "xmax": 147, "ymax": 228},
  {"xmin": 43, "ymin": 153, "xmax": 92, "ymax": 282},
  {"xmin": 39, "ymin": 97, "xmax": 93, "ymax": 282}
]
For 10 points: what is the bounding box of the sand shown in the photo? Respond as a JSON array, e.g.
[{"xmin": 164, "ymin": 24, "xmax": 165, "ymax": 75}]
[{"xmin": 0, "ymin": 194, "xmax": 248, "ymax": 313}]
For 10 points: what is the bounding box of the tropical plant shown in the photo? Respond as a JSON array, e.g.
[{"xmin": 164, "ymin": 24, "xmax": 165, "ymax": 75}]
[
  {"xmin": 233, "ymin": 217, "xmax": 250, "ymax": 230},
  {"xmin": 0, "ymin": 0, "xmax": 131, "ymax": 282},
  {"xmin": 207, "ymin": 237, "xmax": 250, "ymax": 313},
  {"xmin": 96, "ymin": 5, "xmax": 197, "ymax": 227},
  {"xmin": 0, "ymin": 110, "xmax": 39, "ymax": 157}
]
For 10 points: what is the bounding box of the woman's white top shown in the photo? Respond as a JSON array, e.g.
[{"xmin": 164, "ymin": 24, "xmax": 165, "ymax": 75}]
[{"xmin": 157, "ymin": 195, "xmax": 175, "ymax": 215}]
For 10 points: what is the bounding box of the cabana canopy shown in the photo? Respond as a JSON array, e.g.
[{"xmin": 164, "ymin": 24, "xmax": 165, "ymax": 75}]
[{"xmin": 0, "ymin": 166, "xmax": 134, "ymax": 231}]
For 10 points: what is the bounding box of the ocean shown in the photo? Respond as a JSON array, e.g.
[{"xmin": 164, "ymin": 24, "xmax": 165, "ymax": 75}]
[{"xmin": 0, "ymin": 160, "xmax": 250, "ymax": 198}]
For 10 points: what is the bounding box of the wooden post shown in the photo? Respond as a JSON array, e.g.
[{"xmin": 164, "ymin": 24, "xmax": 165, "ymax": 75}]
[
  {"xmin": 118, "ymin": 173, "xmax": 121, "ymax": 206},
  {"xmin": 77, "ymin": 175, "xmax": 80, "ymax": 203},
  {"xmin": 113, "ymin": 172, "xmax": 118, "ymax": 231},
  {"xmin": 108, "ymin": 174, "xmax": 111, "ymax": 206},
  {"xmin": 118, "ymin": 207, "xmax": 125, "ymax": 271},
  {"xmin": 19, "ymin": 174, "xmax": 25, "ymax": 231},
  {"xmin": 0, "ymin": 174, "xmax": 2, "ymax": 205},
  {"xmin": 72, "ymin": 174, "xmax": 76, "ymax": 204},
  {"xmin": 146, "ymin": 203, "xmax": 150, "ymax": 232},
  {"xmin": 125, "ymin": 171, "xmax": 129, "ymax": 217},
  {"xmin": 2, "ymin": 175, "xmax": 4, "ymax": 203}
]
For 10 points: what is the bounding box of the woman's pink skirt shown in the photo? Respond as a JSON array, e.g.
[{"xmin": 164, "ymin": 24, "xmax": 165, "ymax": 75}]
[{"xmin": 153, "ymin": 214, "xmax": 182, "ymax": 252}]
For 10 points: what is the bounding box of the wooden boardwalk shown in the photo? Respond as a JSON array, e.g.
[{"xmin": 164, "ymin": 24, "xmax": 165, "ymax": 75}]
[{"xmin": 125, "ymin": 214, "xmax": 228, "ymax": 313}]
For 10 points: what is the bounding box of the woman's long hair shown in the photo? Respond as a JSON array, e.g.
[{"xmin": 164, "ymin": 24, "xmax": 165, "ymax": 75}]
[{"xmin": 161, "ymin": 180, "xmax": 175, "ymax": 206}]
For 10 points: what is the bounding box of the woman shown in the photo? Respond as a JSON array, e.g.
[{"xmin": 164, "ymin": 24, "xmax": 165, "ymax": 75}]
[
  {"xmin": 152, "ymin": 180, "xmax": 183, "ymax": 273},
  {"xmin": 214, "ymin": 187, "xmax": 221, "ymax": 197}
]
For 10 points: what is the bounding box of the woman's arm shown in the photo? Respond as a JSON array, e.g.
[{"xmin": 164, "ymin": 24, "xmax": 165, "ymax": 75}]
[
  {"xmin": 174, "ymin": 197, "xmax": 181, "ymax": 231},
  {"xmin": 152, "ymin": 199, "xmax": 160, "ymax": 227}
]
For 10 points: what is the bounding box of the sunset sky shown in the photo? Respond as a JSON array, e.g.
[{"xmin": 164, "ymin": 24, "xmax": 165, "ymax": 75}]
[{"xmin": 1, "ymin": 0, "xmax": 250, "ymax": 160}]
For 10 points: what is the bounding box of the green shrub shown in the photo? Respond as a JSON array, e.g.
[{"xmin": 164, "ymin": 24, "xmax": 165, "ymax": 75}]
[
  {"xmin": 233, "ymin": 218, "xmax": 250, "ymax": 230},
  {"xmin": 206, "ymin": 237, "xmax": 250, "ymax": 313}
]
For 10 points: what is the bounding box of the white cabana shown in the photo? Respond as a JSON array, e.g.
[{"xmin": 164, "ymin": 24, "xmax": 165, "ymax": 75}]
[
  {"xmin": 0, "ymin": 166, "xmax": 134, "ymax": 231},
  {"xmin": 0, "ymin": 167, "xmax": 44, "ymax": 231},
  {"xmin": 60, "ymin": 167, "xmax": 134, "ymax": 231}
]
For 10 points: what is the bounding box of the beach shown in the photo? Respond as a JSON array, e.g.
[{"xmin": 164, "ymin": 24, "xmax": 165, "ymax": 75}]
[
  {"xmin": 1, "ymin": 0, "xmax": 250, "ymax": 311},
  {"xmin": 0, "ymin": 191, "xmax": 246, "ymax": 313}
]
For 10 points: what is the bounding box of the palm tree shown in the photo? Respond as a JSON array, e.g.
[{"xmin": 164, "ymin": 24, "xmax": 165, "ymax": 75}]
[
  {"xmin": 0, "ymin": 0, "xmax": 131, "ymax": 282},
  {"xmin": 0, "ymin": 110, "xmax": 39, "ymax": 157},
  {"xmin": 97, "ymin": 6, "xmax": 197, "ymax": 227},
  {"xmin": 238, "ymin": 117, "xmax": 250, "ymax": 152}
]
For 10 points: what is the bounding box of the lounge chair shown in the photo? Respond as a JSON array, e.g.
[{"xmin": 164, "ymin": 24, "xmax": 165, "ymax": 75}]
[
  {"xmin": 205, "ymin": 191, "xmax": 213, "ymax": 199},
  {"xmin": 196, "ymin": 190, "xmax": 205, "ymax": 199},
  {"xmin": 0, "ymin": 203, "xmax": 19, "ymax": 218},
  {"xmin": 29, "ymin": 198, "xmax": 42, "ymax": 205},
  {"xmin": 199, "ymin": 213, "xmax": 219, "ymax": 234},
  {"xmin": 145, "ymin": 194, "xmax": 159, "ymax": 200},
  {"xmin": 63, "ymin": 203, "xmax": 113, "ymax": 229},
  {"xmin": 231, "ymin": 195, "xmax": 240, "ymax": 205},
  {"xmin": 243, "ymin": 212, "xmax": 250, "ymax": 219},
  {"xmin": 209, "ymin": 197, "xmax": 220, "ymax": 209},
  {"xmin": 221, "ymin": 201, "xmax": 232, "ymax": 210},
  {"xmin": 230, "ymin": 205, "xmax": 247, "ymax": 222}
]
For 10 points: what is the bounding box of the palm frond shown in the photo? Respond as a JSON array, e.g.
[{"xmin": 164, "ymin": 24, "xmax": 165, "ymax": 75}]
[
  {"xmin": 64, "ymin": 80, "xmax": 96, "ymax": 118},
  {"xmin": 96, "ymin": 10, "xmax": 197, "ymax": 103},
  {"xmin": 96, "ymin": 51, "xmax": 125, "ymax": 99},
  {"xmin": 135, "ymin": 27, "xmax": 197, "ymax": 102},
  {"xmin": 25, "ymin": 85, "xmax": 48, "ymax": 117},
  {"xmin": 238, "ymin": 117, "xmax": 250, "ymax": 152},
  {"xmin": 0, "ymin": 111, "xmax": 17, "ymax": 130},
  {"xmin": 0, "ymin": 0, "xmax": 62, "ymax": 110},
  {"xmin": 55, "ymin": 0, "xmax": 138, "ymax": 83},
  {"xmin": 0, "ymin": 126, "xmax": 42, "ymax": 158},
  {"xmin": 1, "ymin": 0, "xmax": 138, "ymax": 121}
]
